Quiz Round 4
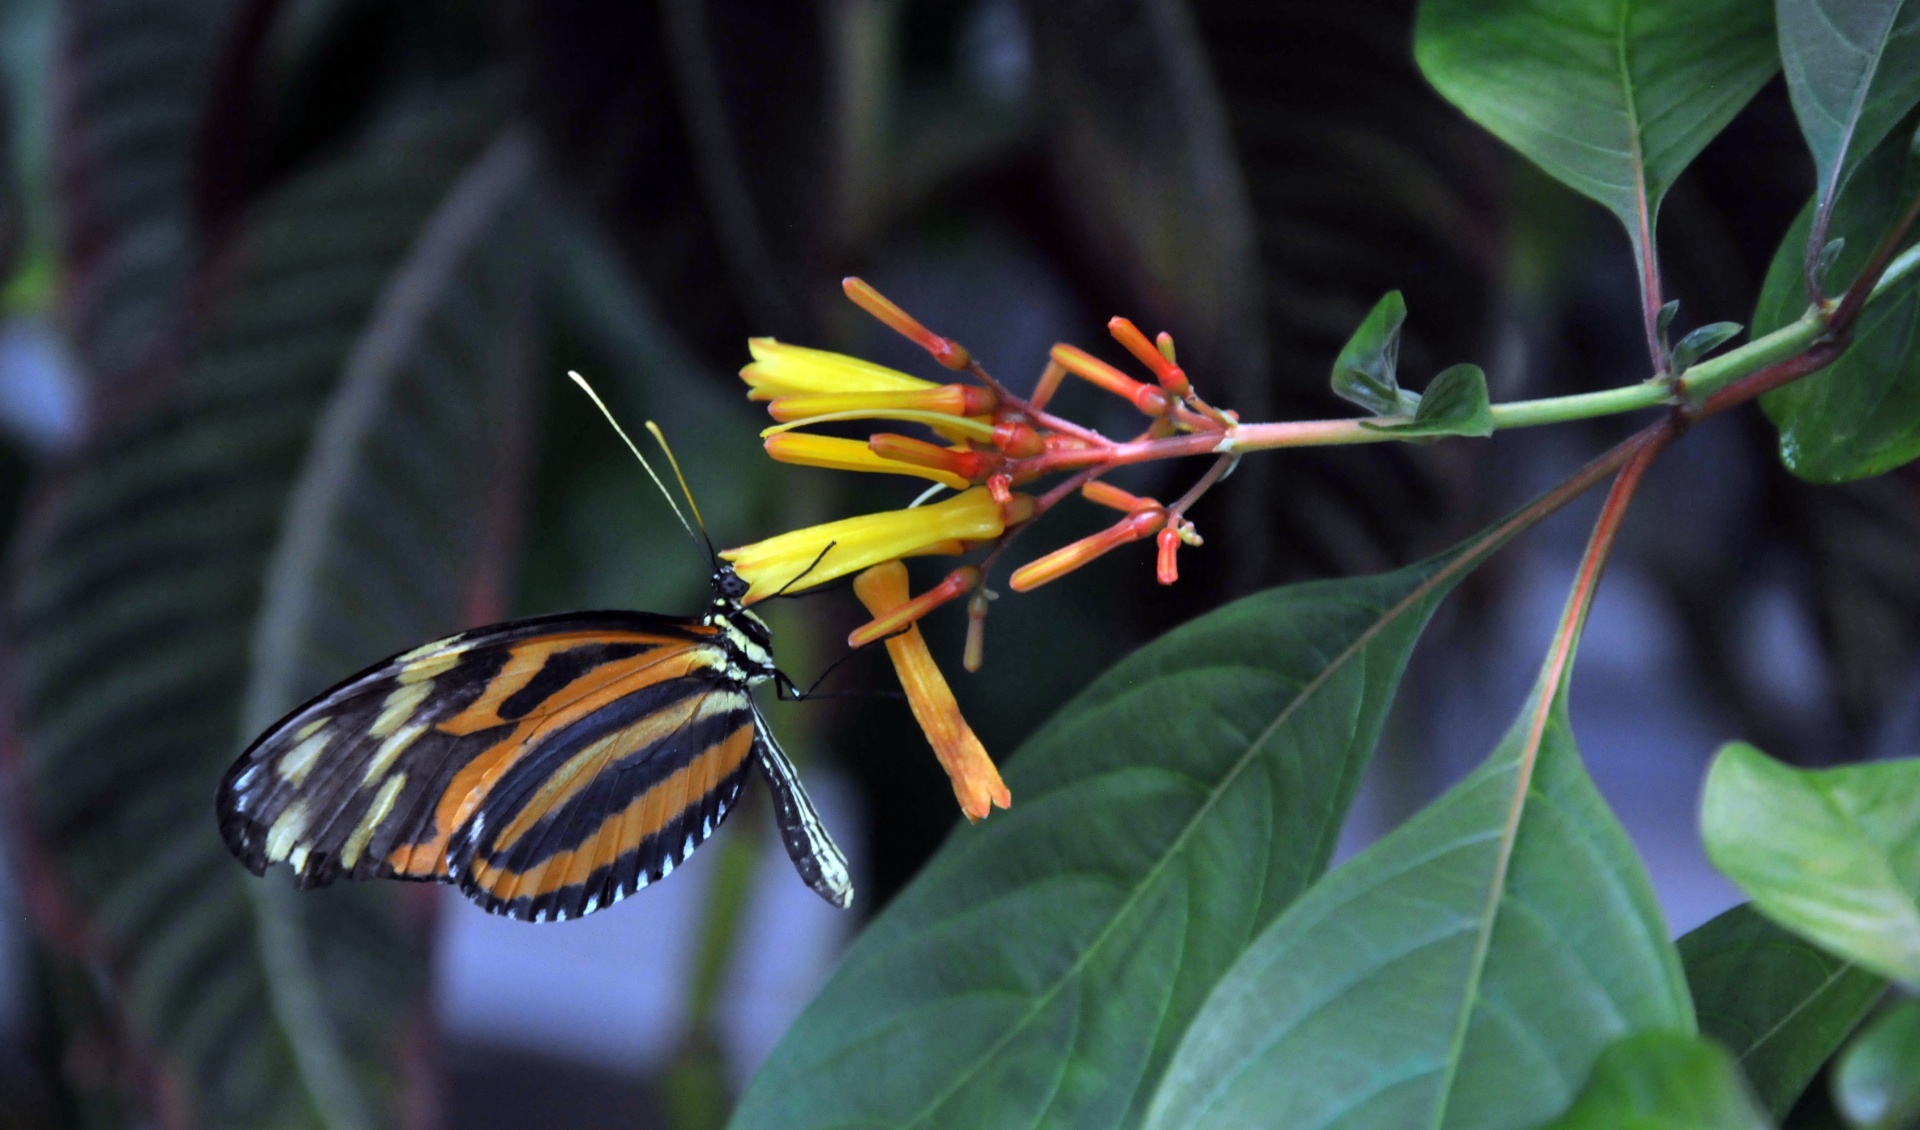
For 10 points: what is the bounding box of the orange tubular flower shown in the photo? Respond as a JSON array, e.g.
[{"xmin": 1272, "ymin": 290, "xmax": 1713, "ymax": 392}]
[
  {"xmin": 721, "ymin": 487, "xmax": 1033, "ymax": 603},
  {"xmin": 1108, "ymin": 316, "xmax": 1190, "ymax": 397},
  {"xmin": 1050, "ymin": 344, "xmax": 1170, "ymax": 416},
  {"xmin": 854, "ymin": 562, "xmax": 1010, "ymax": 820},
  {"xmin": 1009, "ymin": 507, "xmax": 1166, "ymax": 592}
]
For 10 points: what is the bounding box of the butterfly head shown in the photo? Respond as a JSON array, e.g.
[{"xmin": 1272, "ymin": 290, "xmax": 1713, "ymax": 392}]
[{"xmin": 709, "ymin": 563, "xmax": 775, "ymax": 675}]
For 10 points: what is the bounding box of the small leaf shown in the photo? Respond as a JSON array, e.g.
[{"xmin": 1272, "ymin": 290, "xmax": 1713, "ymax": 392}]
[
  {"xmin": 732, "ymin": 526, "xmax": 1519, "ymax": 1129},
  {"xmin": 1364, "ymin": 362, "xmax": 1494, "ymax": 438},
  {"xmin": 1779, "ymin": 0, "xmax": 1920, "ymax": 240},
  {"xmin": 1415, "ymin": 0, "xmax": 1777, "ymax": 312},
  {"xmin": 1818, "ymin": 238, "xmax": 1850, "ymax": 287},
  {"xmin": 1538, "ymin": 1031, "xmax": 1771, "ymax": 1130},
  {"xmin": 1702, "ymin": 743, "xmax": 1920, "ymax": 987},
  {"xmin": 1756, "ymin": 119, "xmax": 1920, "ymax": 482},
  {"xmin": 1660, "ymin": 299, "xmax": 1683, "ymax": 340},
  {"xmin": 1142, "ymin": 654, "xmax": 1690, "ymax": 1129},
  {"xmin": 1671, "ymin": 322, "xmax": 1745, "ymax": 373},
  {"xmin": 1331, "ymin": 290, "xmax": 1418, "ymax": 416},
  {"xmin": 1833, "ymin": 998, "xmax": 1920, "ymax": 1130},
  {"xmin": 1680, "ymin": 903, "xmax": 1886, "ymax": 1118}
]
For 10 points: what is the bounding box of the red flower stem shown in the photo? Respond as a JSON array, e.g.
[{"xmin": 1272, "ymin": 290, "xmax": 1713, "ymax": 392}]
[
  {"xmin": 1828, "ymin": 189, "xmax": 1920, "ymax": 337},
  {"xmin": 965, "ymin": 360, "xmax": 1111, "ymax": 447}
]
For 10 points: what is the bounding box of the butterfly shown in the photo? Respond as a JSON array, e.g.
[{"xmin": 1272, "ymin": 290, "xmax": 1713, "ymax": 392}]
[{"xmin": 215, "ymin": 376, "xmax": 852, "ymax": 922}]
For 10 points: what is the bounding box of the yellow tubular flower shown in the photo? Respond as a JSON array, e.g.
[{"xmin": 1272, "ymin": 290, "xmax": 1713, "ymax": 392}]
[
  {"xmin": 741, "ymin": 338, "xmax": 937, "ymax": 401},
  {"xmin": 854, "ymin": 562, "xmax": 1010, "ymax": 820},
  {"xmin": 721, "ymin": 487, "xmax": 1031, "ymax": 603},
  {"xmin": 763, "ymin": 433, "xmax": 969, "ymax": 490}
]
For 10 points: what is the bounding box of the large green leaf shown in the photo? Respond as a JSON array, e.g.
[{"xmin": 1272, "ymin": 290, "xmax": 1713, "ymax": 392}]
[
  {"xmin": 1415, "ymin": 0, "xmax": 1776, "ymax": 313},
  {"xmin": 1143, "ymin": 651, "xmax": 1690, "ymax": 1129},
  {"xmin": 731, "ymin": 524, "xmax": 1528, "ymax": 1129},
  {"xmin": 54, "ymin": 0, "xmax": 226, "ymax": 394},
  {"xmin": 1680, "ymin": 904, "xmax": 1886, "ymax": 1118},
  {"xmin": 1833, "ymin": 998, "xmax": 1920, "ymax": 1130},
  {"xmin": 1756, "ymin": 123, "xmax": 1920, "ymax": 482},
  {"xmin": 1538, "ymin": 1031, "xmax": 1770, "ymax": 1130},
  {"xmin": 1779, "ymin": 0, "xmax": 1920, "ymax": 243},
  {"xmin": 8, "ymin": 95, "xmax": 538, "ymax": 1127},
  {"xmin": 1702, "ymin": 743, "xmax": 1920, "ymax": 988}
]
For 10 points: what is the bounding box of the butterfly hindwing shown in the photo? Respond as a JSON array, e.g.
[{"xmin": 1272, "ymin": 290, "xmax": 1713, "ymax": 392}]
[
  {"xmin": 449, "ymin": 666, "xmax": 759, "ymax": 921},
  {"xmin": 216, "ymin": 610, "xmax": 744, "ymax": 918}
]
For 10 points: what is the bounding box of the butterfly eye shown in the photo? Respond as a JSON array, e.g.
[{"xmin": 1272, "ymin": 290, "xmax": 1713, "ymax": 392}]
[{"xmin": 716, "ymin": 568, "xmax": 750, "ymax": 600}]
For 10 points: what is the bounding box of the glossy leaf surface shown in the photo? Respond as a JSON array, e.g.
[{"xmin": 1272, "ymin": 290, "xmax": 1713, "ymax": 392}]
[
  {"xmin": 1331, "ymin": 290, "xmax": 1417, "ymax": 416},
  {"xmin": 1756, "ymin": 125, "xmax": 1920, "ymax": 482},
  {"xmin": 1833, "ymin": 998, "xmax": 1920, "ymax": 1130},
  {"xmin": 733, "ymin": 536, "xmax": 1507, "ymax": 1129},
  {"xmin": 1365, "ymin": 363, "xmax": 1495, "ymax": 438},
  {"xmin": 1703, "ymin": 743, "xmax": 1920, "ymax": 987},
  {"xmin": 1538, "ymin": 1031, "xmax": 1770, "ymax": 1130},
  {"xmin": 1680, "ymin": 904, "xmax": 1886, "ymax": 1118},
  {"xmin": 1779, "ymin": 0, "xmax": 1920, "ymax": 232},
  {"xmin": 1142, "ymin": 680, "xmax": 1691, "ymax": 1130},
  {"xmin": 1415, "ymin": 0, "xmax": 1776, "ymax": 294}
]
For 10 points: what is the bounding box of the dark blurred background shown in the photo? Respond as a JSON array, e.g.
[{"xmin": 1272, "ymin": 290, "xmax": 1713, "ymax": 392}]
[{"xmin": 0, "ymin": 1, "xmax": 1908, "ymax": 1127}]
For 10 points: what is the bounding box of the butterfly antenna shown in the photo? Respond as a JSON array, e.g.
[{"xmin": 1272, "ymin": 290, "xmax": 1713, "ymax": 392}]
[
  {"xmin": 644, "ymin": 421, "xmax": 713, "ymax": 553},
  {"xmin": 567, "ymin": 371, "xmax": 703, "ymax": 552}
]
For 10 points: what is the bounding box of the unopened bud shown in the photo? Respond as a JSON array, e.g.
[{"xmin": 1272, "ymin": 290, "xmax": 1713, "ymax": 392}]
[
  {"xmin": 1009, "ymin": 508, "xmax": 1165, "ymax": 592},
  {"xmin": 843, "ymin": 277, "xmax": 972, "ymax": 371}
]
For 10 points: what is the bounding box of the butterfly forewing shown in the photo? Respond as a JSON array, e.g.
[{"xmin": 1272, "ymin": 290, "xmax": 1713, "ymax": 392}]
[{"xmin": 217, "ymin": 611, "xmax": 757, "ymax": 920}]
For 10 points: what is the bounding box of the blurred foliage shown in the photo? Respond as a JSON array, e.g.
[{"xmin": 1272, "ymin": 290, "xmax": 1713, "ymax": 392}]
[{"xmin": 0, "ymin": 0, "xmax": 1902, "ymax": 1127}]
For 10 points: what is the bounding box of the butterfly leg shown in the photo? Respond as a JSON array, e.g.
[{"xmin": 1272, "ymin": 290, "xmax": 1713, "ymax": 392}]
[{"xmin": 750, "ymin": 706, "xmax": 853, "ymax": 908}]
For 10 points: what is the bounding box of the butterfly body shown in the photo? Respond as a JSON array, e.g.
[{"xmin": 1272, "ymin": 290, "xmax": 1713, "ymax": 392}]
[{"xmin": 217, "ymin": 567, "xmax": 852, "ymax": 921}]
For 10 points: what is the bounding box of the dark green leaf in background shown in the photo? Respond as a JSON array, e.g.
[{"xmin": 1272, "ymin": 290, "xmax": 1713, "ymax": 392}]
[
  {"xmin": 1331, "ymin": 289, "xmax": 1417, "ymax": 417},
  {"xmin": 1833, "ymin": 998, "xmax": 1920, "ymax": 1130},
  {"xmin": 1702, "ymin": 743, "xmax": 1920, "ymax": 988},
  {"xmin": 1538, "ymin": 1031, "xmax": 1771, "ymax": 1130},
  {"xmin": 1680, "ymin": 904, "xmax": 1887, "ymax": 1118},
  {"xmin": 1020, "ymin": 0, "xmax": 1268, "ymax": 408},
  {"xmin": 9, "ymin": 92, "xmax": 536, "ymax": 1128},
  {"xmin": 1778, "ymin": 0, "xmax": 1920, "ymax": 250},
  {"xmin": 55, "ymin": 0, "xmax": 226, "ymax": 398},
  {"xmin": 1415, "ymin": 0, "xmax": 1777, "ymax": 315},
  {"xmin": 1363, "ymin": 362, "xmax": 1494, "ymax": 438},
  {"xmin": 732, "ymin": 529, "xmax": 1511, "ymax": 1130},
  {"xmin": 1142, "ymin": 673, "xmax": 1691, "ymax": 1130},
  {"xmin": 1756, "ymin": 122, "xmax": 1920, "ymax": 482}
]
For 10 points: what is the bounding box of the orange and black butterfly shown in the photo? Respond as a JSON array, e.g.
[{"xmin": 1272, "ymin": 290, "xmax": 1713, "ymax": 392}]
[{"xmin": 215, "ymin": 377, "xmax": 851, "ymax": 921}]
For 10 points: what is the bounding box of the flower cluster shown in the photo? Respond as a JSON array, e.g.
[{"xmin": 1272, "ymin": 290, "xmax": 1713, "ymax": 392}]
[{"xmin": 721, "ymin": 279, "xmax": 1241, "ymax": 819}]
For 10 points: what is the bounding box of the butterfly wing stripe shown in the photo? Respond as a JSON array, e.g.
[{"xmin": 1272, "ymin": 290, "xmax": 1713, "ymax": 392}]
[
  {"xmin": 383, "ymin": 642, "xmax": 727, "ymax": 879},
  {"xmin": 458, "ymin": 719, "xmax": 758, "ymax": 920},
  {"xmin": 216, "ymin": 612, "xmax": 728, "ymax": 890}
]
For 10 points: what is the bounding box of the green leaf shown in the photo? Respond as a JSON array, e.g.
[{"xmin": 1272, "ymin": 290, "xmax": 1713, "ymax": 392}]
[
  {"xmin": 1142, "ymin": 660, "xmax": 1691, "ymax": 1129},
  {"xmin": 1779, "ymin": 0, "xmax": 1920, "ymax": 237},
  {"xmin": 1756, "ymin": 123, "xmax": 1920, "ymax": 482},
  {"xmin": 1539, "ymin": 1031, "xmax": 1771, "ymax": 1130},
  {"xmin": 1702, "ymin": 743, "xmax": 1920, "ymax": 988},
  {"xmin": 1332, "ymin": 290, "xmax": 1418, "ymax": 416},
  {"xmin": 1834, "ymin": 998, "xmax": 1920, "ymax": 1130},
  {"xmin": 1364, "ymin": 362, "xmax": 1495, "ymax": 438},
  {"xmin": 9, "ymin": 95, "xmax": 536, "ymax": 1128},
  {"xmin": 1680, "ymin": 904, "xmax": 1887, "ymax": 1118},
  {"xmin": 1415, "ymin": 0, "xmax": 1777, "ymax": 306},
  {"xmin": 1672, "ymin": 322, "xmax": 1746, "ymax": 374},
  {"xmin": 55, "ymin": 0, "xmax": 226, "ymax": 394},
  {"xmin": 731, "ymin": 527, "xmax": 1518, "ymax": 1129}
]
